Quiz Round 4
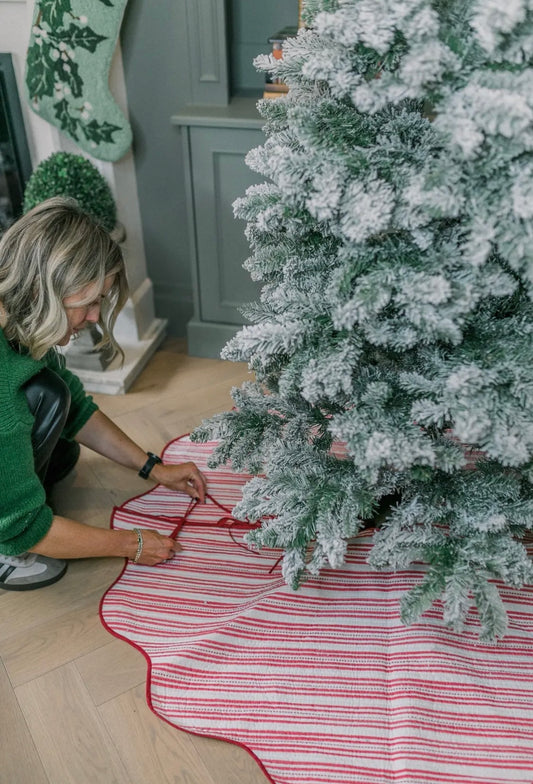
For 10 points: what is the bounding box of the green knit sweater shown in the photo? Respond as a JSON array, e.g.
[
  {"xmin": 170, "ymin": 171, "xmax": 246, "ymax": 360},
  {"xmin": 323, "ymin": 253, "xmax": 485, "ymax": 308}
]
[{"xmin": 0, "ymin": 328, "xmax": 98, "ymax": 555}]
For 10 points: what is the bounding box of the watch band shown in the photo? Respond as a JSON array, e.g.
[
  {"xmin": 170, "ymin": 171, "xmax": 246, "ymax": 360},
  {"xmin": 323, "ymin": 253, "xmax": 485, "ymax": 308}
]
[{"xmin": 138, "ymin": 451, "xmax": 162, "ymax": 479}]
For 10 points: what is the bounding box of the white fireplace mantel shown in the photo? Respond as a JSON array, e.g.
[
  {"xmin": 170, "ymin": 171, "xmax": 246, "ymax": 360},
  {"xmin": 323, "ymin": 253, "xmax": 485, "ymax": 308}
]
[{"xmin": 0, "ymin": 0, "xmax": 166, "ymax": 394}]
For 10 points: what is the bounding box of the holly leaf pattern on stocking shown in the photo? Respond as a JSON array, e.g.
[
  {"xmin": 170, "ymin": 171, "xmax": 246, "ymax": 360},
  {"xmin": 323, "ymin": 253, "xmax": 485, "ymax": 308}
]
[
  {"xmin": 82, "ymin": 119, "xmax": 122, "ymax": 145},
  {"xmin": 26, "ymin": 0, "xmax": 132, "ymax": 161},
  {"xmin": 39, "ymin": 0, "xmax": 72, "ymax": 30},
  {"xmin": 53, "ymin": 98, "xmax": 80, "ymax": 139},
  {"xmin": 26, "ymin": 42, "xmax": 56, "ymax": 99},
  {"xmin": 54, "ymin": 58, "xmax": 83, "ymax": 98},
  {"xmin": 55, "ymin": 23, "xmax": 108, "ymax": 53}
]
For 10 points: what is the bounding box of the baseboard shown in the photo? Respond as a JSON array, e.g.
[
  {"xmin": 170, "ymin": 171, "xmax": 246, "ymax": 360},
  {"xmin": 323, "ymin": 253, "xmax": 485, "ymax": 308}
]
[{"xmin": 186, "ymin": 319, "xmax": 241, "ymax": 358}]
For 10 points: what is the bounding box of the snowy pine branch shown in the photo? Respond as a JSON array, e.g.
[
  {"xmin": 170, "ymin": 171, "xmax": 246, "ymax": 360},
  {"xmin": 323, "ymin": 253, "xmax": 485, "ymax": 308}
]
[{"xmin": 192, "ymin": 0, "xmax": 533, "ymax": 640}]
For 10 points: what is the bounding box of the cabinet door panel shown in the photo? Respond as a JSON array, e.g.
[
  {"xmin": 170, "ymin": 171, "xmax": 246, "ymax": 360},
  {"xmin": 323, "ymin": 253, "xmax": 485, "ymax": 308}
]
[{"xmin": 190, "ymin": 126, "xmax": 263, "ymax": 325}]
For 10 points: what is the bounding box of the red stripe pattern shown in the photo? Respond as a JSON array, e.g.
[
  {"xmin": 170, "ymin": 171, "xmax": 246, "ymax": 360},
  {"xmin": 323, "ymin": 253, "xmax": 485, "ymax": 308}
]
[{"xmin": 100, "ymin": 436, "xmax": 533, "ymax": 784}]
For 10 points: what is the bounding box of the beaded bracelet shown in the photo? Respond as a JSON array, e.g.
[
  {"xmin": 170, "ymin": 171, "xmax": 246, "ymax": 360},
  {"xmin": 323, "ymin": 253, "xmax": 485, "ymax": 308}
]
[{"xmin": 132, "ymin": 527, "xmax": 143, "ymax": 563}]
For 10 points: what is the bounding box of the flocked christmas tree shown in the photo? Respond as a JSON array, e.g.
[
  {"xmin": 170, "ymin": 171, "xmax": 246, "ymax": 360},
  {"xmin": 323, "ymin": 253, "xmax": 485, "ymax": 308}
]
[{"xmin": 192, "ymin": 0, "xmax": 533, "ymax": 640}]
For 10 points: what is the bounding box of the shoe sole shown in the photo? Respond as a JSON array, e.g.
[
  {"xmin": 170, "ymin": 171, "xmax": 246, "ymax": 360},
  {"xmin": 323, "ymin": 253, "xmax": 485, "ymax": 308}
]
[{"xmin": 0, "ymin": 561, "xmax": 68, "ymax": 591}]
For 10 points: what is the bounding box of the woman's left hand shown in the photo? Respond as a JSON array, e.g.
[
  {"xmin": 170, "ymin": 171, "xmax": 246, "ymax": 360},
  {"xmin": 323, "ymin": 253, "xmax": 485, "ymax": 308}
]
[{"xmin": 151, "ymin": 461, "xmax": 207, "ymax": 503}]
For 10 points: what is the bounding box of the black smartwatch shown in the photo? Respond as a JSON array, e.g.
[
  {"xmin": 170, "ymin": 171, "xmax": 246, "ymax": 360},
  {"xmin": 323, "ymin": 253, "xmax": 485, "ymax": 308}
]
[{"xmin": 138, "ymin": 451, "xmax": 162, "ymax": 479}]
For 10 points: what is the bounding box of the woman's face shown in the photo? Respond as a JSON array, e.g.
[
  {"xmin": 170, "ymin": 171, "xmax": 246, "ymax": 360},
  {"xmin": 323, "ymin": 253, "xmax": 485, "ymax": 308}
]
[{"xmin": 59, "ymin": 274, "xmax": 115, "ymax": 346}]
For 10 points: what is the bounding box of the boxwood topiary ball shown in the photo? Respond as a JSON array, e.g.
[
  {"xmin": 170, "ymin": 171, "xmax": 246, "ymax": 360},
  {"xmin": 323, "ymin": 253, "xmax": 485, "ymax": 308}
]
[{"xmin": 23, "ymin": 152, "xmax": 117, "ymax": 233}]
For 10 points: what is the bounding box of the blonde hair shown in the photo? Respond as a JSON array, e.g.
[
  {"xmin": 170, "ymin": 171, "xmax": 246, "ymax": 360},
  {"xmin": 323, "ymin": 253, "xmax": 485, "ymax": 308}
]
[{"xmin": 0, "ymin": 196, "xmax": 128, "ymax": 360}]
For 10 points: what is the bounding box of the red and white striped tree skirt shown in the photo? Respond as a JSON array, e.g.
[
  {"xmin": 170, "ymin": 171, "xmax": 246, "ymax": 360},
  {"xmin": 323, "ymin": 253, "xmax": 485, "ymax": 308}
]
[{"xmin": 100, "ymin": 436, "xmax": 533, "ymax": 784}]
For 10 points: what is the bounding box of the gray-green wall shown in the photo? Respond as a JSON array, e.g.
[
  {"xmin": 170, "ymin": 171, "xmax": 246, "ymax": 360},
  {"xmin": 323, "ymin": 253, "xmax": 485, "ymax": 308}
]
[
  {"xmin": 120, "ymin": 1, "xmax": 193, "ymax": 335},
  {"xmin": 120, "ymin": 0, "xmax": 298, "ymax": 336}
]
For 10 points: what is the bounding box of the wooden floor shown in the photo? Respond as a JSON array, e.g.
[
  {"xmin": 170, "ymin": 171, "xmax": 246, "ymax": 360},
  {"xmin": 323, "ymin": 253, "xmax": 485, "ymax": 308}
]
[{"xmin": 0, "ymin": 338, "xmax": 271, "ymax": 784}]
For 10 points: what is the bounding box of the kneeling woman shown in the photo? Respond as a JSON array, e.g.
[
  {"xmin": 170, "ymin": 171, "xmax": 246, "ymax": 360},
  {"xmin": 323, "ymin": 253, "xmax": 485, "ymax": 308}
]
[{"xmin": 0, "ymin": 197, "xmax": 206, "ymax": 589}]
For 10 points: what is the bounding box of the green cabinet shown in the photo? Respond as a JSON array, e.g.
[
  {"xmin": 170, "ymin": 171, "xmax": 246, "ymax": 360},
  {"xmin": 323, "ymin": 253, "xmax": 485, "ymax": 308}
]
[
  {"xmin": 172, "ymin": 0, "xmax": 298, "ymax": 358},
  {"xmin": 173, "ymin": 102, "xmax": 264, "ymax": 357}
]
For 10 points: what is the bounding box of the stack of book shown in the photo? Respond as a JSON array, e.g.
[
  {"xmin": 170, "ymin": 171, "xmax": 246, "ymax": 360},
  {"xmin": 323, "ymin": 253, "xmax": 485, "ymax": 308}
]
[{"xmin": 263, "ymin": 26, "xmax": 298, "ymax": 99}]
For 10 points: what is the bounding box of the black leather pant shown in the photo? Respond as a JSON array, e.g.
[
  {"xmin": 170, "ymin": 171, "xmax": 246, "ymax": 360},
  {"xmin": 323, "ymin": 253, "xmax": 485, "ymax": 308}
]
[{"xmin": 23, "ymin": 368, "xmax": 71, "ymax": 482}]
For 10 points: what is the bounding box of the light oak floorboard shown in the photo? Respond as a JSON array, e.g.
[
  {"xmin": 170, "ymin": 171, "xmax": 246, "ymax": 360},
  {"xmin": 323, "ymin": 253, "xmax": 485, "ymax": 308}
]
[
  {"xmin": 0, "ymin": 595, "xmax": 111, "ymax": 687},
  {"xmin": 190, "ymin": 733, "xmax": 274, "ymax": 784},
  {"xmin": 0, "ymin": 660, "xmax": 49, "ymax": 784},
  {"xmin": 99, "ymin": 685, "xmax": 217, "ymax": 784},
  {"xmin": 15, "ymin": 663, "xmax": 131, "ymax": 784},
  {"xmin": 1, "ymin": 339, "xmax": 270, "ymax": 784},
  {"xmin": 0, "ymin": 556, "xmax": 123, "ymax": 642},
  {"xmin": 75, "ymin": 640, "xmax": 147, "ymax": 706}
]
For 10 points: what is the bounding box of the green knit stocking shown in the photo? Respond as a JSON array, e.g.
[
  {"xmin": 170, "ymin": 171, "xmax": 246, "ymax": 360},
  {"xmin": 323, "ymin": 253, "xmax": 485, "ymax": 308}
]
[{"xmin": 25, "ymin": 0, "xmax": 132, "ymax": 162}]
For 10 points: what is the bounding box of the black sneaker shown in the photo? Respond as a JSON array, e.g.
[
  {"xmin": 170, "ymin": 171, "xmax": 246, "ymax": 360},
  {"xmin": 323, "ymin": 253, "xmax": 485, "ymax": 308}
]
[{"xmin": 0, "ymin": 552, "xmax": 68, "ymax": 590}]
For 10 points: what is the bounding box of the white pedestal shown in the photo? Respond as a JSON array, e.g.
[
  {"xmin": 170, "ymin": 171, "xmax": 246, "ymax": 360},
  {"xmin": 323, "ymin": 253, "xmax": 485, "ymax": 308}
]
[{"xmin": 64, "ymin": 318, "xmax": 167, "ymax": 395}]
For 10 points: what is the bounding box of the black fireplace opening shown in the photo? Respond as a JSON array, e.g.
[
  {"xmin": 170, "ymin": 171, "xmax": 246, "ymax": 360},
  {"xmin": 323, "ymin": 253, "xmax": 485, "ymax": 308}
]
[{"xmin": 0, "ymin": 54, "xmax": 32, "ymax": 232}]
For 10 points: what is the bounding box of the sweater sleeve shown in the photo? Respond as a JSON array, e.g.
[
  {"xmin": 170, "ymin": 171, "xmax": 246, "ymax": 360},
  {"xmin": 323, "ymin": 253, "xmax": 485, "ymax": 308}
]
[
  {"xmin": 46, "ymin": 352, "xmax": 98, "ymax": 440},
  {"xmin": 0, "ymin": 428, "xmax": 54, "ymax": 555}
]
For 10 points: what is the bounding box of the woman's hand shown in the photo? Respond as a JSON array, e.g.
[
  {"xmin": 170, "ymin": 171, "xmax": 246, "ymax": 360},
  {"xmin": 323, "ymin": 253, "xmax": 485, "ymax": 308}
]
[
  {"xmin": 29, "ymin": 516, "xmax": 183, "ymax": 564},
  {"xmin": 132, "ymin": 528, "xmax": 182, "ymax": 566},
  {"xmin": 76, "ymin": 413, "xmax": 208, "ymax": 503},
  {"xmin": 151, "ymin": 461, "xmax": 207, "ymax": 503}
]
